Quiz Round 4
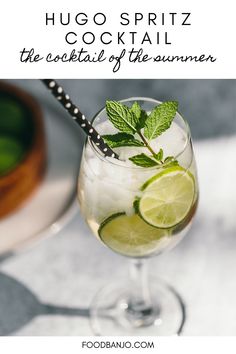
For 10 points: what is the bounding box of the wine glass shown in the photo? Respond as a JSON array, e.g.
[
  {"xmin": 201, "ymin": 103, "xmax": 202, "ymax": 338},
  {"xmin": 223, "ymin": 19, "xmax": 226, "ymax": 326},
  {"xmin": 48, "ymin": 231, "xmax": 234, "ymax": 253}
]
[{"xmin": 78, "ymin": 97, "xmax": 199, "ymax": 335}]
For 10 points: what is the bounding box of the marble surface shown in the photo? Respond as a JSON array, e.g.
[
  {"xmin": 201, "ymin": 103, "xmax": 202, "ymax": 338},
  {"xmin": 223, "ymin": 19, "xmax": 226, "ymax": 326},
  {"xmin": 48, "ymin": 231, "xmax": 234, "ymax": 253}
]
[{"xmin": 0, "ymin": 80, "xmax": 236, "ymax": 336}]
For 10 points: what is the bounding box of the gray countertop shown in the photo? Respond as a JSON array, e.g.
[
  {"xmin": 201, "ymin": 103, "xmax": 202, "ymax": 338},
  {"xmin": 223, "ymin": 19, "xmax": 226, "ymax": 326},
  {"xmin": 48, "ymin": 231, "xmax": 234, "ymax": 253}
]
[{"xmin": 0, "ymin": 80, "xmax": 236, "ymax": 335}]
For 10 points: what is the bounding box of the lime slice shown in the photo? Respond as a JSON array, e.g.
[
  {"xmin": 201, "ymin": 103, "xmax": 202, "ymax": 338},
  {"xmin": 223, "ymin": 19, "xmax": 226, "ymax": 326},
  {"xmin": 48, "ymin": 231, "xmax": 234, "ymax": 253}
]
[
  {"xmin": 98, "ymin": 213, "xmax": 168, "ymax": 257},
  {"xmin": 139, "ymin": 166, "xmax": 195, "ymax": 228},
  {"xmin": 0, "ymin": 136, "xmax": 25, "ymax": 176}
]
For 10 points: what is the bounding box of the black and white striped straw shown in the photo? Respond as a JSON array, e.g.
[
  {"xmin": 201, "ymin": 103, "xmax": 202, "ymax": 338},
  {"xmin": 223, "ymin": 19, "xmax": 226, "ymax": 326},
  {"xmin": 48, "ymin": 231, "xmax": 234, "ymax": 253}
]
[{"xmin": 41, "ymin": 79, "xmax": 118, "ymax": 159}]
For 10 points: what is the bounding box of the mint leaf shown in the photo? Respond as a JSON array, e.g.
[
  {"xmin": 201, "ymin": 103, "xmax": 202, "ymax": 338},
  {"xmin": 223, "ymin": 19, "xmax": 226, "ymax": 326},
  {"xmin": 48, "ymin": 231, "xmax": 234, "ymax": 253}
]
[
  {"xmin": 138, "ymin": 110, "xmax": 148, "ymax": 130},
  {"xmin": 130, "ymin": 101, "xmax": 141, "ymax": 119},
  {"xmin": 144, "ymin": 101, "xmax": 178, "ymax": 140},
  {"xmin": 102, "ymin": 133, "xmax": 144, "ymax": 148},
  {"xmin": 164, "ymin": 156, "xmax": 174, "ymax": 163},
  {"xmin": 130, "ymin": 102, "xmax": 148, "ymax": 130},
  {"xmin": 133, "ymin": 197, "xmax": 140, "ymax": 214},
  {"xmin": 153, "ymin": 148, "xmax": 163, "ymax": 162},
  {"xmin": 106, "ymin": 100, "xmax": 139, "ymax": 134},
  {"xmin": 129, "ymin": 153, "xmax": 158, "ymax": 167},
  {"xmin": 165, "ymin": 160, "xmax": 179, "ymax": 168},
  {"xmin": 164, "ymin": 156, "xmax": 179, "ymax": 167}
]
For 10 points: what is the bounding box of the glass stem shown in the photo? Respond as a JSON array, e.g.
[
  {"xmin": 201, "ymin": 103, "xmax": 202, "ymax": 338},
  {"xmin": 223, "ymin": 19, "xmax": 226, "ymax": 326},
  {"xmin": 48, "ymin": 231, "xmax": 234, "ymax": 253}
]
[{"xmin": 128, "ymin": 259, "xmax": 153, "ymax": 317}]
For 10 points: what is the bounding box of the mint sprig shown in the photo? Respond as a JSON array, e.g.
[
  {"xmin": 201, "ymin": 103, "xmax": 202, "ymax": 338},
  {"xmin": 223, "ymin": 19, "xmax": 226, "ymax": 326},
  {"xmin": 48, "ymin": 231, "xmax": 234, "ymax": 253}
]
[{"xmin": 105, "ymin": 100, "xmax": 179, "ymax": 168}]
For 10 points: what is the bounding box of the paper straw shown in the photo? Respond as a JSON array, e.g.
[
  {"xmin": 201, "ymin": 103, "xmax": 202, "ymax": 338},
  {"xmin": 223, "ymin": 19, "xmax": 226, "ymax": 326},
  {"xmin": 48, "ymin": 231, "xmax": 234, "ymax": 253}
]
[{"xmin": 41, "ymin": 79, "xmax": 118, "ymax": 159}]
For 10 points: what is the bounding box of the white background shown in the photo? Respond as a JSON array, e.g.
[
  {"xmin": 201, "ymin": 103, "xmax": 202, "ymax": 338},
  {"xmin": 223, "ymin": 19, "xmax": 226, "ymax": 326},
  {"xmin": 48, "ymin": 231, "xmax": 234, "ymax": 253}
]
[{"xmin": 0, "ymin": 0, "xmax": 235, "ymax": 78}]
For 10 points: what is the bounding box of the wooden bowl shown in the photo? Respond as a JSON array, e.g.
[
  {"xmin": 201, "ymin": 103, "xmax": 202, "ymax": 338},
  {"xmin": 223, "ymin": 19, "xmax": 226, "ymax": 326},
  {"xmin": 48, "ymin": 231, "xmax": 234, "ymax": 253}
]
[{"xmin": 0, "ymin": 81, "xmax": 46, "ymax": 218}]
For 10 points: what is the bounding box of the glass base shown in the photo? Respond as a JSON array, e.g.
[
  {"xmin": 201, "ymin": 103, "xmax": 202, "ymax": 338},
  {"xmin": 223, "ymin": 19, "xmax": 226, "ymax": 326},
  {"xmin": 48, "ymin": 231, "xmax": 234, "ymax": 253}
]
[{"xmin": 90, "ymin": 278, "xmax": 185, "ymax": 335}]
